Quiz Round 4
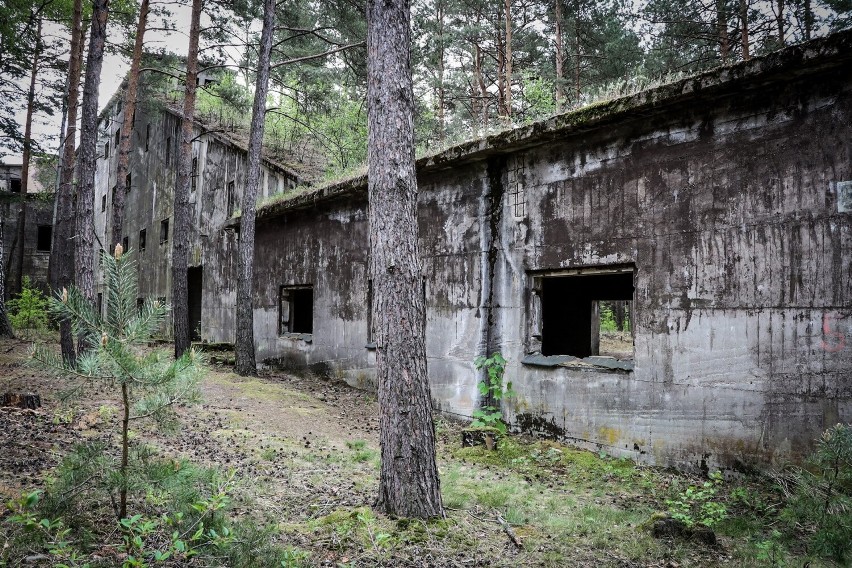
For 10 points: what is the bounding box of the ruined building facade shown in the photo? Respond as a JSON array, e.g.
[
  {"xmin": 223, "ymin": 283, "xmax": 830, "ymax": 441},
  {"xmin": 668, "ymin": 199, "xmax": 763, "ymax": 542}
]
[
  {"xmin": 91, "ymin": 84, "xmax": 303, "ymax": 340},
  {"xmin": 83, "ymin": 33, "xmax": 852, "ymax": 471},
  {"xmin": 243, "ymin": 33, "xmax": 852, "ymax": 471}
]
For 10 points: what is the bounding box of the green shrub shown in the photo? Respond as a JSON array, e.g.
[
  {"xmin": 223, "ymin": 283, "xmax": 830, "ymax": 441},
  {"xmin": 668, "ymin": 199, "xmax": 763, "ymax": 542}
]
[
  {"xmin": 781, "ymin": 423, "xmax": 852, "ymax": 563},
  {"xmin": 7, "ymin": 276, "xmax": 50, "ymax": 335}
]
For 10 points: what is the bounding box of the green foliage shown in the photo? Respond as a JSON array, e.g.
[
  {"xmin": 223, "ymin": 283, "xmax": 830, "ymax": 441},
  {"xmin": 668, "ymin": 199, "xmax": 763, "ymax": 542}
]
[
  {"xmin": 7, "ymin": 276, "xmax": 50, "ymax": 335},
  {"xmin": 780, "ymin": 423, "xmax": 852, "ymax": 562},
  {"xmin": 666, "ymin": 471, "xmax": 728, "ymax": 529},
  {"xmin": 471, "ymin": 352, "xmax": 514, "ymax": 434}
]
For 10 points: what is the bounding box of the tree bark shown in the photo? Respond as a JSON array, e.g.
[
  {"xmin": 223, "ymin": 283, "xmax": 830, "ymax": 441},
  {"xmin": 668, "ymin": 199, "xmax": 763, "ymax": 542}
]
[
  {"xmin": 367, "ymin": 0, "xmax": 444, "ymax": 519},
  {"xmin": 0, "ymin": 209, "xmax": 15, "ymax": 338},
  {"xmin": 554, "ymin": 0, "xmax": 564, "ymax": 111},
  {"xmin": 436, "ymin": 0, "xmax": 445, "ymax": 141},
  {"xmin": 716, "ymin": 0, "xmax": 729, "ymax": 62},
  {"xmin": 76, "ymin": 0, "xmax": 110, "ymax": 352},
  {"xmin": 52, "ymin": 0, "xmax": 83, "ymax": 364},
  {"xmin": 803, "ymin": 0, "xmax": 812, "ymax": 41},
  {"xmin": 13, "ymin": 16, "xmax": 42, "ymax": 297},
  {"xmin": 172, "ymin": 0, "xmax": 202, "ymax": 358},
  {"xmin": 112, "ymin": 0, "xmax": 149, "ymax": 249},
  {"xmin": 234, "ymin": 0, "xmax": 275, "ymax": 376},
  {"xmin": 775, "ymin": 0, "xmax": 785, "ymax": 46},
  {"xmin": 740, "ymin": 0, "xmax": 750, "ymax": 60},
  {"xmin": 503, "ymin": 0, "xmax": 512, "ymax": 118}
]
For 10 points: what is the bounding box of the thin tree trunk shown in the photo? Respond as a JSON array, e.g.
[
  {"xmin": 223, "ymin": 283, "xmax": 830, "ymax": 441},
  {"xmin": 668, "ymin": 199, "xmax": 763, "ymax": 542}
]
[
  {"xmin": 775, "ymin": 0, "xmax": 785, "ymax": 46},
  {"xmin": 740, "ymin": 0, "xmax": 750, "ymax": 60},
  {"xmin": 504, "ymin": 0, "xmax": 512, "ymax": 118},
  {"xmin": 119, "ymin": 381, "xmax": 130, "ymax": 519},
  {"xmin": 716, "ymin": 0, "xmax": 729, "ymax": 62},
  {"xmin": 76, "ymin": 0, "xmax": 110, "ymax": 353},
  {"xmin": 234, "ymin": 0, "xmax": 275, "ymax": 376},
  {"xmin": 474, "ymin": 43, "xmax": 488, "ymax": 131},
  {"xmin": 436, "ymin": 0, "xmax": 445, "ymax": 141},
  {"xmin": 803, "ymin": 0, "xmax": 812, "ymax": 41},
  {"xmin": 554, "ymin": 0, "xmax": 564, "ymax": 111},
  {"xmin": 0, "ymin": 209, "xmax": 15, "ymax": 338},
  {"xmin": 52, "ymin": 0, "xmax": 83, "ymax": 364},
  {"xmin": 573, "ymin": 13, "xmax": 581, "ymax": 103},
  {"xmin": 172, "ymin": 0, "xmax": 202, "ymax": 358},
  {"xmin": 112, "ymin": 0, "xmax": 149, "ymax": 249},
  {"xmin": 14, "ymin": 16, "xmax": 42, "ymax": 297},
  {"xmin": 367, "ymin": 0, "xmax": 444, "ymax": 520}
]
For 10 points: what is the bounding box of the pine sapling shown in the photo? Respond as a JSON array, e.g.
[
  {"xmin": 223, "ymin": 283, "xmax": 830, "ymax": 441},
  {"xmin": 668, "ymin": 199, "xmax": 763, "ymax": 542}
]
[{"xmin": 31, "ymin": 245, "xmax": 204, "ymax": 520}]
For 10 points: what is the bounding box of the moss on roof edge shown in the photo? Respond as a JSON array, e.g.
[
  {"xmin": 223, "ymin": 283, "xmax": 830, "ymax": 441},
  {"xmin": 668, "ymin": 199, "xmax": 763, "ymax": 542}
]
[{"xmin": 243, "ymin": 28, "xmax": 852, "ymax": 225}]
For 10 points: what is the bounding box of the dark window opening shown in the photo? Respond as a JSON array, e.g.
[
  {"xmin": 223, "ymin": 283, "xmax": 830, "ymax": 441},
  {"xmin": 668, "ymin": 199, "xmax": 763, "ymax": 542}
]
[
  {"xmin": 104, "ymin": 142, "xmax": 109, "ymax": 158},
  {"xmin": 226, "ymin": 180, "xmax": 236, "ymax": 217},
  {"xmin": 366, "ymin": 279, "xmax": 374, "ymax": 343},
  {"xmin": 122, "ymin": 236, "xmax": 129, "ymax": 252},
  {"xmin": 97, "ymin": 293, "xmax": 103, "ymax": 315},
  {"xmin": 137, "ymin": 298, "xmax": 144, "ymax": 314},
  {"xmin": 125, "ymin": 173, "xmax": 131, "ymax": 192},
  {"xmin": 114, "ymin": 129, "xmax": 120, "ymax": 150},
  {"xmin": 279, "ymin": 286, "xmax": 313, "ymax": 335},
  {"xmin": 101, "ymin": 195, "xmax": 106, "ymax": 212},
  {"xmin": 36, "ymin": 225, "xmax": 52, "ymax": 251},
  {"xmin": 9, "ymin": 178, "xmax": 21, "ymax": 193},
  {"xmin": 145, "ymin": 124, "xmax": 150, "ymax": 151},
  {"xmin": 191, "ymin": 157, "xmax": 198, "ymax": 192},
  {"xmin": 139, "ymin": 228, "xmax": 146, "ymax": 251},
  {"xmin": 539, "ymin": 270, "xmax": 634, "ymax": 360},
  {"xmin": 160, "ymin": 218, "xmax": 169, "ymax": 243}
]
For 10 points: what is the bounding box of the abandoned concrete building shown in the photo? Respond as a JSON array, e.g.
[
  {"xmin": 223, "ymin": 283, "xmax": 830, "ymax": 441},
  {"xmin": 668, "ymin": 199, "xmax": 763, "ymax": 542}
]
[
  {"xmin": 80, "ymin": 30, "xmax": 852, "ymax": 471},
  {"xmin": 0, "ymin": 163, "xmax": 54, "ymax": 296},
  {"xmin": 90, "ymin": 73, "xmax": 305, "ymax": 339}
]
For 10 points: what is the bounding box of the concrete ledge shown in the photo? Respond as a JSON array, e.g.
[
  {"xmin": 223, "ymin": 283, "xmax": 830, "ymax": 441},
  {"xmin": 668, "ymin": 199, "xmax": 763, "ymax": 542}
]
[
  {"xmin": 521, "ymin": 354, "xmax": 634, "ymax": 373},
  {"xmin": 279, "ymin": 332, "xmax": 313, "ymax": 343}
]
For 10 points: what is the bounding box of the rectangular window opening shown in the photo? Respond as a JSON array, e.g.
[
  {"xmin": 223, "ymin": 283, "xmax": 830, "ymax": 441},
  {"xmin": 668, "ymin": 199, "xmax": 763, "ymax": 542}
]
[
  {"xmin": 145, "ymin": 124, "xmax": 150, "ymax": 151},
  {"xmin": 191, "ymin": 157, "xmax": 198, "ymax": 192},
  {"xmin": 36, "ymin": 225, "xmax": 52, "ymax": 251},
  {"xmin": 101, "ymin": 194, "xmax": 106, "ymax": 212},
  {"xmin": 114, "ymin": 129, "xmax": 120, "ymax": 150},
  {"xmin": 104, "ymin": 142, "xmax": 109, "ymax": 159},
  {"xmin": 536, "ymin": 269, "xmax": 634, "ymax": 361},
  {"xmin": 226, "ymin": 180, "xmax": 236, "ymax": 217},
  {"xmin": 9, "ymin": 178, "xmax": 21, "ymax": 193},
  {"xmin": 160, "ymin": 218, "xmax": 169, "ymax": 244},
  {"xmin": 279, "ymin": 285, "xmax": 313, "ymax": 335},
  {"xmin": 136, "ymin": 298, "xmax": 144, "ymax": 314},
  {"xmin": 125, "ymin": 173, "xmax": 131, "ymax": 192},
  {"xmin": 122, "ymin": 236, "xmax": 129, "ymax": 252},
  {"xmin": 139, "ymin": 228, "xmax": 146, "ymax": 251}
]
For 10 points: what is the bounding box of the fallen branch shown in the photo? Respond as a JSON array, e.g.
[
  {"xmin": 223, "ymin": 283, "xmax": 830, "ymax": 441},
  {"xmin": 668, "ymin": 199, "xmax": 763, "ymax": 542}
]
[{"xmin": 496, "ymin": 511, "xmax": 523, "ymax": 549}]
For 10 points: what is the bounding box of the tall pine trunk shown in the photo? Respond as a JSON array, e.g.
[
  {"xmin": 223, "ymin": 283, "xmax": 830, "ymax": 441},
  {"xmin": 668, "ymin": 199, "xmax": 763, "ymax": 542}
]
[
  {"xmin": 554, "ymin": 0, "xmax": 564, "ymax": 111},
  {"xmin": 76, "ymin": 0, "xmax": 110, "ymax": 348},
  {"xmin": 234, "ymin": 0, "xmax": 275, "ymax": 376},
  {"xmin": 740, "ymin": 0, "xmax": 750, "ymax": 60},
  {"xmin": 0, "ymin": 208, "xmax": 15, "ymax": 338},
  {"xmin": 367, "ymin": 0, "xmax": 444, "ymax": 520},
  {"xmin": 172, "ymin": 0, "xmax": 202, "ymax": 358},
  {"xmin": 716, "ymin": 0, "xmax": 729, "ymax": 62},
  {"xmin": 503, "ymin": 0, "xmax": 512, "ymax": 118},
  {"xmin": 775, "ymin": 0, "xmax": 785, "ymax": 46},
  {"xmin": 52, "ymin": 0, "xmax": 83, "ymax": 363},
  {"xmin": 112, "ymin": 0, "xmax": 149, "ymax": 248},
  {"xmin": 14, "ymin": 16, "xmax": 42, "ymax": 297}
]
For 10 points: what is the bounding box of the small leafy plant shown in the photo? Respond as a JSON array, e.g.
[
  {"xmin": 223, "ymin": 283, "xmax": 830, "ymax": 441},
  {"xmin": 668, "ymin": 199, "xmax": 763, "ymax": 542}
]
[
  {"xmin": 8, "ymin": 276, "xmax": 51, "ymax": 336},
  {"xmin": 472, "ymin": 352, "xmax": 514, "ymax": 434},
  {"xmin": 666, "ymin": 470, "xmax": 728, "ymax": 529}
]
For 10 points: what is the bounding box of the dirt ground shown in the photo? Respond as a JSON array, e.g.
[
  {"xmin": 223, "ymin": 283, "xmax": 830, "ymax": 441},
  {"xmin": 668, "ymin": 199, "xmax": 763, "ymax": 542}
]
[{"xmin": 0, "ymin": 338, "xmax": 822, "ymax": 567}]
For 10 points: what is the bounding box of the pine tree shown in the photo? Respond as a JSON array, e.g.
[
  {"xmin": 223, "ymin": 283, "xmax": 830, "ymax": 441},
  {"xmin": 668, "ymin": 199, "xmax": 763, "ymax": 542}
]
[{"xmin": 32, "ymin": 246, "xmax": 204, "ymax": 520}]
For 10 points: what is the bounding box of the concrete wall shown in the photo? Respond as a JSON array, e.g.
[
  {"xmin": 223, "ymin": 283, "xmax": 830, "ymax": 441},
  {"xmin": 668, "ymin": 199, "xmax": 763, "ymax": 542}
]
[
  {"xmin": 92, "ymin": 98, "xmax": 302, "ymax": 342},
  {"xmin": 251, "ymin": 36, "xmax": 852, "ymax": 471},
  {"xmin": 1, "ymin": 164, "xmax": 54, "ymax": 297}
]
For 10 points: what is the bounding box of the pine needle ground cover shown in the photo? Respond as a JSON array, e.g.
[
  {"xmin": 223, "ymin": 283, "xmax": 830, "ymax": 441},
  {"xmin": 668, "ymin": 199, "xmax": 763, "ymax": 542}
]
[{"xmin": 2, "ymin": 336, "xmax": 849, "ymax": 566}]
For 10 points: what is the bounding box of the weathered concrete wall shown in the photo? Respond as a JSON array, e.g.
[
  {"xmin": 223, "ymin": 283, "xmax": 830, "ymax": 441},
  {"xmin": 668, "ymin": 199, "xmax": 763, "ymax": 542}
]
[
  {"xmin": 92, "ymin": 96, "xmax": 302, "ymax": 342},
  {"xmin": 251, "ymin": 33, "xmax": 852, "ymax": 471}
]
